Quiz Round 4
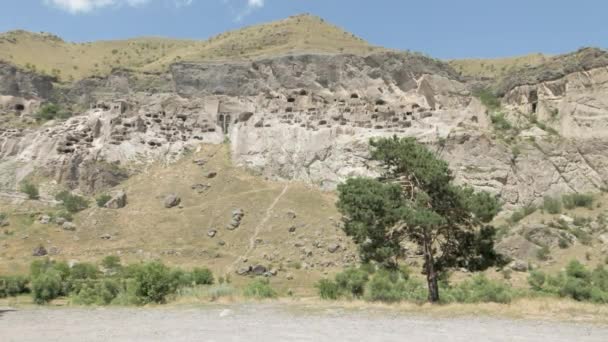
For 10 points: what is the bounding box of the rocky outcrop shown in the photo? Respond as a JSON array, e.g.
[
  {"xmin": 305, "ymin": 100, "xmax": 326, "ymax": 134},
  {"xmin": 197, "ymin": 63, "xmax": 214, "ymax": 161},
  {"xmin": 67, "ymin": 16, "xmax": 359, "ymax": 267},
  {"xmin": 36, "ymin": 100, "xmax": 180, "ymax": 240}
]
[
  {"xmin": 0, "ymin": 62, "xmax": 54, "ymax": 99},
  {"xmin": 2, "ymin": 49, "xmax": 608, "ymax": 208}
]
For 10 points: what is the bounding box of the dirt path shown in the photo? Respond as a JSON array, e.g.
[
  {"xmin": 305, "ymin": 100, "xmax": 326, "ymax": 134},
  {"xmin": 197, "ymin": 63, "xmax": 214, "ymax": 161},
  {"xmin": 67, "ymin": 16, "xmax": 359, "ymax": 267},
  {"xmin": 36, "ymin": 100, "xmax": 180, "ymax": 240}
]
[
  {"xmin": 228, "ymin": 184, "xmax": 289, "ymax": 273},
  {"xmin": 1, "ymin": 304, "xmax": 607, "ymax": 342}
]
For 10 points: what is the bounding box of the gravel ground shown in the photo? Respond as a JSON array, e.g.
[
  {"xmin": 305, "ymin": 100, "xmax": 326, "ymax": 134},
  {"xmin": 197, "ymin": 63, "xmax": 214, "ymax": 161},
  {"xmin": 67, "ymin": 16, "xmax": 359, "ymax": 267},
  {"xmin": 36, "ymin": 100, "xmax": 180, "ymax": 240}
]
[{"xmin": 1, "ymin": 304, "xmax": 608, "ymax": 342}]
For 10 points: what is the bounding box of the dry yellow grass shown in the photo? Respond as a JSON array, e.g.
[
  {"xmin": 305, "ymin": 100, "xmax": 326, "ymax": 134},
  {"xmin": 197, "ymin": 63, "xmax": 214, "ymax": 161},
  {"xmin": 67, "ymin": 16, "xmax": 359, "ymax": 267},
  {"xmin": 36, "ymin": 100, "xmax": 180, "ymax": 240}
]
[
  {"xmin": 449, "ymin": 53, "xmax": 548, "ymax": 79},
  {"xmin": 0, "ymin": 143, "xmax": 355, "ymax": 294},
  {"xmin": 0, "ymin": 14, "xmax": 378, "ymax": 81}
]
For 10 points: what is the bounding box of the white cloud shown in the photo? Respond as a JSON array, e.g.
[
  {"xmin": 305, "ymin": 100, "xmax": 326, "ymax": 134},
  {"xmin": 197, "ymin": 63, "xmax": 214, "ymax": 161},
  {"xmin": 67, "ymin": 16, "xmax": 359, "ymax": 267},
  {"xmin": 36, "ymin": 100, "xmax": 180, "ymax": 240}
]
[
  {"xmin": 234, "ymin": 0, "xmax": 264, "ymax": 21},
  {"xmin": 44, "ymin": 0, "xmax": 192, "ymax": 13},
  {"xmin": 247, "ymin": 0, "xmax": 264, "ymax": 8}
]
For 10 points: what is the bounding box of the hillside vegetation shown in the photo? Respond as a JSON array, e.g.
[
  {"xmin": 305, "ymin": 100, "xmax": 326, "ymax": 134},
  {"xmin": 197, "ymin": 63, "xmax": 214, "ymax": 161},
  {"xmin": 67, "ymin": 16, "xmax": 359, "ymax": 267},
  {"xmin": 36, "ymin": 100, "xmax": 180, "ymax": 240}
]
[
  {"xmin": 449, "ymin": 53, "xmax": 548, "ymax": 79},
  {"xmin": 0, "ymin": 14, "xmax": 378, "ymax": 81}
]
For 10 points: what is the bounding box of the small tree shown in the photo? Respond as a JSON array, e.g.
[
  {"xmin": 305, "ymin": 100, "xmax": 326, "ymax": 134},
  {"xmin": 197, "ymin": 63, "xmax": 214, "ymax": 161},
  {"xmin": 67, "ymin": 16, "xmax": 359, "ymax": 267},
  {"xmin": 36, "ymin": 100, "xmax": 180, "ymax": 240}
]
[
  {"xmin": 337, "ymin": 137, "xmax": 502, "ymax": 302},
  {"xmin": 20, "ymin": 182, "xmax": 39, "ymax": 200}
]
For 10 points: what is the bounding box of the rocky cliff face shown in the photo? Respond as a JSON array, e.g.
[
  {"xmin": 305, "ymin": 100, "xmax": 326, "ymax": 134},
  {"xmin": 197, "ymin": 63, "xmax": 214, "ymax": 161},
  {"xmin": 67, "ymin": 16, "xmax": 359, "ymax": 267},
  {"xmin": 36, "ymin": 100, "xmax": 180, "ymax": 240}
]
[{"xmin": 2, "ymin": 50, "xmax": 608, "ymax": 210}]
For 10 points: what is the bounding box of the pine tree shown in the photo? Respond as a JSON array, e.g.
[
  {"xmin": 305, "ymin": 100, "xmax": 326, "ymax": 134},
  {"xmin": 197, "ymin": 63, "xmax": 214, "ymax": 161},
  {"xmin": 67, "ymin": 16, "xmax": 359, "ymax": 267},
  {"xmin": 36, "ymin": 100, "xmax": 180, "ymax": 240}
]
[{"xmin": 337, "ymin": 136, "xmax": 502, "ymax": 302}]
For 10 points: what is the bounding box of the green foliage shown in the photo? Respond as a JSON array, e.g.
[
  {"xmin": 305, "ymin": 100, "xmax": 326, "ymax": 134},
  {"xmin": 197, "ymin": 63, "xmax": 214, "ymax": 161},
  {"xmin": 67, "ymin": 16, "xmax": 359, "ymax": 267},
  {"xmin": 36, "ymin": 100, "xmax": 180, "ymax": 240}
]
[
  {"xmin": 337, "ymin": 178, "xmax": 404, "ymax": 265},
  {"xmin": 53, "ymin": 210, "xmax": 73, "ymax": 223},
  {"xmin": 570, "ymin": 227, "xmax": 593, "ymax": 246},
  {"xmin": 71, "ymin": 279, "xmax": 121, "ymax": 305},
  {"xmin": 243, "ymin": 279, "xmax": 277, "ymax": 299},
  {"xmin": 509, "ymin": 205, "xmax": 536, "ymax": 224},
  {"xmin": 335, "ymin": 268, "xmax": 370, "ymax": 298},
  {"xmin": 473, "ymin": 88, "xmax": 501, "ymax": 111},
  {"xmin": 191, "ymin": 267, "xmax": 214, "ymax": 285},
  {"xmin": 56, "ymin": 191, "xmax": 89, "ymax": 213},
  {"xmin": 543, "ymin": 196, "xmax": 562, "ymax": 214},
  {"xmin": 35, "ymin": 103, "xmax": 71, "ymax": 121},
  {"xmin": 18, "ymin": 258, "xmax": 216, "ymax": 306},
  {"xmin": 101, "ymin": 256, "xmax": 122, "ymax": 274},
  {"xmin": 31, "ymin": 270, "xmax": 63, "ymax": 304},
  {"xmin": 490, "ymin": 112, "xmax": 513, "ymax": 131},
  {"xmin": 316, "ymin": 279, "xmax": 340, "ymax": 300},
  {"xmin": 528, "ymin": 260, "xmax": 608, "ymax": 303},
  {"xmin": 441, "ymin": 275, "xmax": 515, "ymax": 304},
  {"xmin": 364, "ymin": 269, "xmax": 427, "ymax": 303},
  {"xmin": 96, "ymin": 194, "xmax": 112, "ymax": 207},
  {"xmin": 536, "ymin": 246, "xmax": 551, "ymax": 261},
  {"xmin": 131, "ymin": 261, "xmax": 182, "ymax": 304},
  {"xmin": 562, "ymin": 193, "xmax": 594, "ymax": 210},
  {"xmin": 337, "ymin": 136, "xmax": 503, "ymax": 302},
  {"xmin": 20, "ymin": 182, "xmax": 39, "ymax": 200},
  {"xmin": 0, "ymin": 275, "xmax": 29, "ymax": 298}
]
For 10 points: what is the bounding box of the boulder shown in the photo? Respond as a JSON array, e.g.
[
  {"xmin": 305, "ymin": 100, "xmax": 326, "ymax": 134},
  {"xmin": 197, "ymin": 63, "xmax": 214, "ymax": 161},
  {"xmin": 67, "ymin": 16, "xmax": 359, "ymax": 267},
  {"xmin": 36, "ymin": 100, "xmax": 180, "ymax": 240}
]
[
  {"xmin": 252, "ymin": 265, "xmax": 268, "ymax": 276},
  {"xmin": 62, "ymin": 222, "xmax": 77, "ymax": 231},
  {"xmin": 54, "ymin": 217, "xmax": 66, "ymax": 225},
  {"xmin": 509, "ymin": 260, "xmax": 528, "ymax": 272},
  {"xmin": 208, "ymin": 229, "xmax": 217, "ymax": 238},
  {"xmin": 164, "ymin": 194, "xmax": 181, "ymax": 208},
  {"xmin": 237, "ymin": 266, "xmax": 252, "ymax": 275},
  {"xmin": 599, "ymin": 233, "xmax": 608, "ymax": 244},
  {"xmin": 32, "ymin": 245, "xmax": 48, "ymax": 257},
  {"xmin": 286, "ymin": 210, "xmax": 297, "ymax": 220},
  {"xmin": 227, "ymin": 208, "xmax": 245, "ymax": 230},
  {"xmin": 100, "ymin": 234, "xmax": 112, "ymax": 240},
  {"xmin": 105, "ymin": 190, "xmax": 127, "ymax": 209},
  {"xmin": 560, "ymin": 215, "xmax": 574, "ymax": 224},
  {"xmin": 327, "ymin": 243, "xmax": 340, "ymax": 253},
  {"xmin": 39, "ymin": 215, "xmax": 51, "ymax": 225},
  {"xmin": 206, "ymin": 171, "xmax": 217, "ymax": 179}
]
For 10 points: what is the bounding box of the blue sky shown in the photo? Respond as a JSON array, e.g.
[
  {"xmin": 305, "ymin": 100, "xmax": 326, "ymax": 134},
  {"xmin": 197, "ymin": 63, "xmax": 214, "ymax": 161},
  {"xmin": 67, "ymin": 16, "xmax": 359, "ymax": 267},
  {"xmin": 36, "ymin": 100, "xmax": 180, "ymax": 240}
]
[{"xmin": 0, "ymin": 0, "xmax": 605, "ymax": 59}]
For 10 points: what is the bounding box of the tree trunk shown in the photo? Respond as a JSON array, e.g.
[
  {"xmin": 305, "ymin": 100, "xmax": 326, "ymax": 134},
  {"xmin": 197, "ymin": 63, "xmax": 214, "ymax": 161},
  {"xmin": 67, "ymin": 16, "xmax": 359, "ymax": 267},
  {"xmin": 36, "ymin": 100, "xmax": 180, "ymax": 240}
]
[{"xmin": 423, "ymin": 235, "xmax": 440, "ymax": 303}]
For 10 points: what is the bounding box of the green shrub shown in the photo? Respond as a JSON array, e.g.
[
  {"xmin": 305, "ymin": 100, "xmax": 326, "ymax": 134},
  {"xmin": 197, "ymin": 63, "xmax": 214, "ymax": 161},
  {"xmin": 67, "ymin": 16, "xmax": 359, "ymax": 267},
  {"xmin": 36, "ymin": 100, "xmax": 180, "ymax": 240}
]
[
  {"xmin": 35, "ymin": 104, "xmax": 71, "ymax": 121},
  {"xmin": 490, "ymin": 112, "xmax": 512, "ymax": 131},
  {"xmin": 101, "ymin": 256, "xmax": 122, "ymax": 274},
  {"xmin": 528, "ymin": 260, "xmax": 608, "ymax": 303},
  {"xmin": 473, "ymin": 88, "xmax": 501, "ymax": 111},
  {"xmin": 570, "ymin": 228, "xmax": 592, "ymax": 246},
  {"xmin": 243, "ymin": 279, "xmax": 277, "ymax": 299},
  {"xmin": 365, "ymin": 270, "xmax": 408, "ymax": 303},
  {"xmin": 334, "ymin": 268, "xmax": 369, "ymax": 298},
  {"xmin": 572, "ymin": 216, "xmax": 588, "ymax": 227},
  {"xmin": 191, "ymin": 267, "xmax": 214, "ymax": 285},
  {"xmin": 562, "ymin": 193, "xmax": 594, "ymax": 210},
  {"xmin": 71, "ymin": 279, "xmax": 121, "ymax": 305},
  {"xmin": 536, "ymin": 246, "xmax": 551, "ymax": 261},
  {"xmin": 56, "ymin": 191, "xmax": 89, "ymax": 213},
  {"xmin": 70, "ymin": 262, "xmax": 99, "ymax": 281},
  {"xmin": 53, "ymin": 210, "xmax": 73, "ymax": 222},
  {"xmin": 509, "ymin": 205, "xmax": 536, "ymax": 224},
  {"xmin": 543, "ymin": 196, "xmax": 562, "ymax": 214},
  {"xmin": 31, "ymin": 270, "xmax": 63, "ymax": 304},
  {"xmin": 131, "ymin": 261, "xmax": 181, "ymax": 304},
  {"xmin": 442, "ymin": 275, "xmax": 514, "ymax": 304},
  {"xmin": 96, "ymin": 194, "xmax": 112, "ymax": 207},
  {"xmin": 20, "ymin": 182, "xmax": 39, "ymax": 200},
  {"xmin": 558, "ymin": 238, "xmax": 570, "ymax": 249},
  {"xmin": 316, "ymin": 279, "xmax": 340, "ymax": 300},
  {"xmin": 527, "ymin": 270, "xmax": 546, "ymax": 291},
  {"xmin": 0, "ymin": 276, "xmax": 29, "ymax": 298}
]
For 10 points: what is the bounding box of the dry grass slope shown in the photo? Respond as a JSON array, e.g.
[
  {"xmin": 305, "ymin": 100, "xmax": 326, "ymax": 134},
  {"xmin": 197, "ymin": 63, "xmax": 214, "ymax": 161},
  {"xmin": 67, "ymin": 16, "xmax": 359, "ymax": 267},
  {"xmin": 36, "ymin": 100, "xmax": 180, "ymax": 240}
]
[
  {"xmin": 0, "ymin": 14, "xmax": 379, "ymax": 82},
  {"xmin": 449, "ymin": 53, "xmax": 548, "ymax": 79},
  {"xmin": 0, "ymin": 144, "xmax": 356, "ymax": 295}
]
